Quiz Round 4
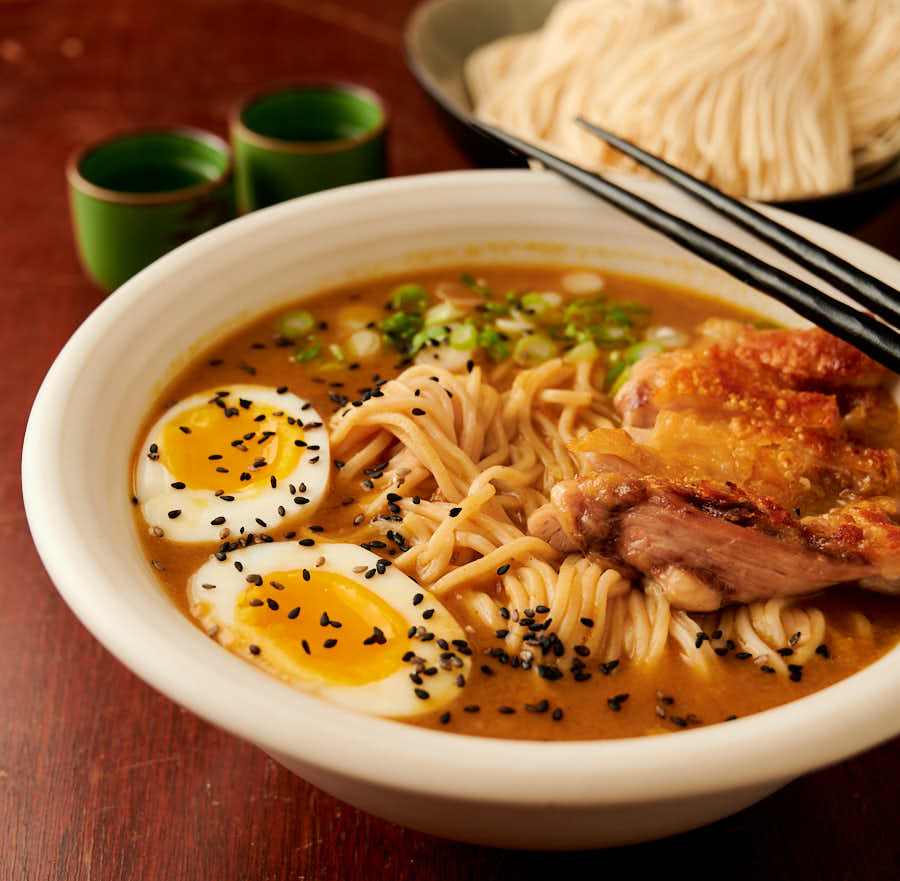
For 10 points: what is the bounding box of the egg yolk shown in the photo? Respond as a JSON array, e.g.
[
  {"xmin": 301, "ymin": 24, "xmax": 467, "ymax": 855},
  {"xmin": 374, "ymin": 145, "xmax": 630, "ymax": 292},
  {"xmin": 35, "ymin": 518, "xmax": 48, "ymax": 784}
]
[
  {"xmin": 160, "ymin": 399, "xmax": 304, "ymax": 493},
  {"xmin": 234, "ymin": 568, "xmax": 412, "ymax": 686}
]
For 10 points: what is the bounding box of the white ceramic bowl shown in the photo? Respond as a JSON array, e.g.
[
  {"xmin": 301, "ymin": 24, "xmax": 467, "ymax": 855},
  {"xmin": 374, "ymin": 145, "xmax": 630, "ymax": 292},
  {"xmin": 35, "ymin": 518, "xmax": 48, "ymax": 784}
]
[{"xmin": 23, "ymin": 170, "xmax": 900, "ymax": 849}]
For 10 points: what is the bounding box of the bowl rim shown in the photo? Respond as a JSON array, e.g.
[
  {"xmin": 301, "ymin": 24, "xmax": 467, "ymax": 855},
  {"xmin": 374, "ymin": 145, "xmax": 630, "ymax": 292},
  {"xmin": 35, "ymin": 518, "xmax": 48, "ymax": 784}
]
[{"xmin": 23, "ymin": 169, "xmax": 900, "ymax": 807}]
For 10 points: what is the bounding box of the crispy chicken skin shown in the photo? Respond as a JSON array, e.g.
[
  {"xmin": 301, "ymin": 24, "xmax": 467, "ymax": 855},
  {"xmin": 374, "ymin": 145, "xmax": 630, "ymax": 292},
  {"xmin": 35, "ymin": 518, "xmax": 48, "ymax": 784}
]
[
  {"xmin": 531, "ymin": 322, "xmax": 900, "ymax": 610},
  {"xmin": 615, "ymin": 321, "xmax": 887, "ymax": 429}
]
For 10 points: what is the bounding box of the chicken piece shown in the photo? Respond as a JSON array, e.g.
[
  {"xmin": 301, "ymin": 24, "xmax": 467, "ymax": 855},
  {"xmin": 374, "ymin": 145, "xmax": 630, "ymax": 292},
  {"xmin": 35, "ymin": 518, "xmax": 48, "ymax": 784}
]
[
  {"xmin": 615, "ymin": 323, "xmax": 887, "ymax": 429},
  {"xmin": 606, "ymin": 323, "xmax": 898, "ymax": 513},
  {"xmin": 528, "ymin": 472, "xmax": 900, "ymax": 611},
  {"xmin": 538, "ymin": 324, "xmax": 900, "ymax": 608},
  {"xmin": 570, "ymin": 418, "xmax": 899, "ymax": 515}
]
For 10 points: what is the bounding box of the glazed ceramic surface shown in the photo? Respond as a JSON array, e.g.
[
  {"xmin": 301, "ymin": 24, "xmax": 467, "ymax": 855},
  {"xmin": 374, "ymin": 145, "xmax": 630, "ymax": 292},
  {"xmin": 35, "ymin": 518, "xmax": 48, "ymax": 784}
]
[{"xmin": 24, "ymin": 170, "xmax": 900, "ymax": 848}]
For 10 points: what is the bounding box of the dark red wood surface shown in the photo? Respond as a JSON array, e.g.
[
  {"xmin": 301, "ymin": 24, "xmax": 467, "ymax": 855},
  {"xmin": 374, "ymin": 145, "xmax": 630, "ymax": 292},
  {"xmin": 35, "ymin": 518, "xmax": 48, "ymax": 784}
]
[{"xmin": 3, "ymin": 1, "xmax": 900, "ymax": 878}]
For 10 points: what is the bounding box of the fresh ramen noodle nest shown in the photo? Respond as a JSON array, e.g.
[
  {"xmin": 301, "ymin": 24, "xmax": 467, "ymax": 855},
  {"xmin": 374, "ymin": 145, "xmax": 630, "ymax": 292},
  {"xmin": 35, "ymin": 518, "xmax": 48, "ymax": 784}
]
[{"xmin": 464, "ymin": 0, "xmax": 900, "ymax": 200}]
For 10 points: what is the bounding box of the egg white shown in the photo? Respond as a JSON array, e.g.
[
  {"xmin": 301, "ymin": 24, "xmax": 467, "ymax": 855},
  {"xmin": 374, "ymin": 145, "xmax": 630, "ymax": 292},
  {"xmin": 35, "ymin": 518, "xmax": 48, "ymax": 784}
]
[
  {"xmin": 136, "ymin": 384, "xmax": 330, "ymax": 542},
  {"xmin": 187, "ymin": 541, "xmax": 471, "ymax": 717}
]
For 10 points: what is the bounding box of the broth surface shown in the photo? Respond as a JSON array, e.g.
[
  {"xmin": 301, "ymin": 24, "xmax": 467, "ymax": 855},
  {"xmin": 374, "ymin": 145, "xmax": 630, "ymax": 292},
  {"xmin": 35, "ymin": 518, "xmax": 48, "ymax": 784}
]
[{"xmin": 134, "ymin": 266, "xmax": 900, "ymax": 740}]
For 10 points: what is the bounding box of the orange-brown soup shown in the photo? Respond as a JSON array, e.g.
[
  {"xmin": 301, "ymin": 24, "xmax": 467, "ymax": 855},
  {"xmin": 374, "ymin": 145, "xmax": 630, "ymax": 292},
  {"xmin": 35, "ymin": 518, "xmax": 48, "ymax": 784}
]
[{"xmin": 134, "ymin": 266, "xmax": 900, "ymax": 739}]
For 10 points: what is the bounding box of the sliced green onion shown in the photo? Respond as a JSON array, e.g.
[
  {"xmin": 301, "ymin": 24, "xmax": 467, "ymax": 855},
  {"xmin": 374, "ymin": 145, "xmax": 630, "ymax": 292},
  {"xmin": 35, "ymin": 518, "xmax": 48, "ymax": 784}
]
[
  {"xmin": 390, "ymin": 284, "xmax": 430, "ymax": 314},
  {"xmin": 563, "ymin": 340, "xmax": 599, "ymax": 363},
  {"xmin": 424, "ymin": 302, "xmax": 464, "ymax": 325},
  {"xmin": 449, "ymin": 322, "xmax": 478, "ymax": 350},
  {"xmin": 478, "ymin": 326, "xmax": 509, "ymax": 361},
  {"xmin": 278, "ymin": 309, "xmax": 316, "ymax": 340},
  {"xmin": 291, "ymin": 339, "xmax": 321, "ymax": 363},
  {"xmin": 608, "ymin": 363, "xmax": 631, "ymax": 395},
  {"xmin": 460, "ymin": 272, "xmax": 492, "ymax": 298},
  {"xmin": 520, "ymin": 291, "xmax": 562, "ymax": 316},
  {"xmin": 562, "ymin": 271, "xmax": 604, "ymax": 295},
  {"xmin": 346, "ymin": 328, "xmax": 382, "ymax": 360},
  {"xmin": 380, "ymin": 312, "xmax": 423, "ymax": 351},
  {"xmin": 623, "ymin": 340, "xmax": 664, "ymax": 365},
  {"xmin": 644, "ymin": 325, "xmax": 690, "ymax": 349},
  {"xmin": 605, "ymin": 305, "xmax": 634, "ymax": 326},
  {"xmin": 410, "ymin": 324, "xmax": 449, "ymax": 353},
  {"xmin": 329, "ymin": 343, "xmax": 346, "ymax": 362},
  {"xmin": 513, "ymin": 333, "xmax": 557, "ymax": 365}
]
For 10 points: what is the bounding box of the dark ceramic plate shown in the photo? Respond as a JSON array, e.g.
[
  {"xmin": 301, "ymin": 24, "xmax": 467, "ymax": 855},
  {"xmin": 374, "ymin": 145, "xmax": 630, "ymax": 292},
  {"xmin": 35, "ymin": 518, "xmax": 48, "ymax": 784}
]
[{"xmin": 403, "ymin": 0, "xmax": 900, "ymax": 229}]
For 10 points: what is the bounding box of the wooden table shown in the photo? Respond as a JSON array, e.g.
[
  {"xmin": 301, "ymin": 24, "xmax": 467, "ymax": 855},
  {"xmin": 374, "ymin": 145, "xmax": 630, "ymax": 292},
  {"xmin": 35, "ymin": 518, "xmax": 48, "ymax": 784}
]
[{"xmin": 3, "ymin": 1, "xmax": 900, "ymax": 877}]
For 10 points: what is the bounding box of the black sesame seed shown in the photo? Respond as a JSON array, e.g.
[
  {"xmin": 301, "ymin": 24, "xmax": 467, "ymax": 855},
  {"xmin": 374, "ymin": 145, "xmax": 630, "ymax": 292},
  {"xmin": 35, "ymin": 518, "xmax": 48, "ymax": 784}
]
[
  {"xmin": 580, "ymin": 617, "xmax": 594, "ymax": 627},
  {"xmin": 480, "ymin": 664, "xmax": 494, "ymax": 676},
  {"xmin": 552, "ymin": 708, "xmax": 563, "ymax": 721},
  {"xmin": 448, "ymin": 507, "xmax": 462, "ymax": 518},
  {"xmin": 498, "ymin": 706, "xmax": 515, "ymax": 715},
  {"xmin": 167, "ymin": 509, "xmax": 181, "ymax": 519},
  {"xmin": 439, "ymin": 711, "xmax": 451, "ymax": 725},
  {"xmin": 422, "ymin": 609, "xmax": 435, "ymax": 620},
  {"xmin": 760, "ymin": 665, "xmax": 776, "ymax": 674},
  {"xmin": 496, "ymin": 564, "xmax": 510, "ymax": 576},
  {"xmin": 249, "ymin": 644, "xmax": 261, "ymax": 655},
  {"xmin": 287, "ymin": 607, "xmax": 300, "ymax": 619},
  {"xmin": 323, "ymin": 638, "xmax": 338, "ymax": 649},
  {"xmin": 414, "ymin": 688, "xmax": 430, "ymax": 700},
  {"xmin": 816, "ymin": 644, "xmax": 831, "ymax": 658},
  {"xmin": 302, "ymin": 639, "xmax": 310, "ymax": 655},
  {"xmin": 464, "ymin": 704, "xmax": 480, "ymax": 713}
]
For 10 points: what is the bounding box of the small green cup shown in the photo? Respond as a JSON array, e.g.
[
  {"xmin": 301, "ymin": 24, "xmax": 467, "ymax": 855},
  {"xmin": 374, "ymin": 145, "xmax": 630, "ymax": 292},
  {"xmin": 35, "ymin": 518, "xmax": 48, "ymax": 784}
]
[
  {"xmin": 67, "ymin": 128, "xmax": 233, "ymax": 290},
  {"xmin": 230, "ymin": 82, "xmax": 388, "ymax": 213}
]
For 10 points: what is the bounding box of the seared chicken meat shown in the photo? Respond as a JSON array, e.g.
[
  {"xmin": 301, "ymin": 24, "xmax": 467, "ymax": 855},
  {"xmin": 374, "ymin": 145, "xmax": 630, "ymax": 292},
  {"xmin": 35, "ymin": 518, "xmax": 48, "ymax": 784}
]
[{"xmin": 529, "ymin": 321, "xmax": 900, "ymax": 610}]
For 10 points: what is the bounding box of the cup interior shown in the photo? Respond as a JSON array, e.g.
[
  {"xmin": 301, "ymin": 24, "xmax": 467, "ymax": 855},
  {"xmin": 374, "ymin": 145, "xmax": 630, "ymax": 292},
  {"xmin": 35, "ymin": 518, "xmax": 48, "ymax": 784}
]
[
  {"xmin": 76, "ymin": 130, "xmax": 231, "ymax": 196},
  {"xmin": 239, "ymin": 86, "xmax": 384, "ymax": 145}
]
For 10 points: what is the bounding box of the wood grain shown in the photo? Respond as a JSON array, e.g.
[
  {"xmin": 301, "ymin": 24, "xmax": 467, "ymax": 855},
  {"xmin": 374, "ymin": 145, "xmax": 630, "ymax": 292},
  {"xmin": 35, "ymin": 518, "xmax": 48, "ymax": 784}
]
[{"xmin": 2, "ymin": 1, "xmax": 900, "ymax": 878}]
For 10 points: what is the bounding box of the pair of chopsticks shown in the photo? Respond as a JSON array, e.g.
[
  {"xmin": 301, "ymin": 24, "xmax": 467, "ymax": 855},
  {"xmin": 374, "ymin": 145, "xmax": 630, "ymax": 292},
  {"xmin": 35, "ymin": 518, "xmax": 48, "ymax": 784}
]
[{"xmin": 467, "ymin": 117, "xmax": 900, "ymax": 373}]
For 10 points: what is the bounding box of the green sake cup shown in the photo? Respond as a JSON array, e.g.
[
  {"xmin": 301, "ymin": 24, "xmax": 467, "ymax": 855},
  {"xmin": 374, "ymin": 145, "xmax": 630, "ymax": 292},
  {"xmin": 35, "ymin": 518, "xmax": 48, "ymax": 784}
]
[
  {"xmin": 67, "ymin": 128, "xmax": 233, "ymax": 290},
  {"xmin": 230, "ymin": 83, "xmax": 388, "ymax": 213}
]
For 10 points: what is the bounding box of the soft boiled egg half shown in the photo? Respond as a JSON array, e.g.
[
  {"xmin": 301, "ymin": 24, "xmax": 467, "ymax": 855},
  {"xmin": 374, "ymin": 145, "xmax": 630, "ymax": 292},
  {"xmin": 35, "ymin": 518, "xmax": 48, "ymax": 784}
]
[
  {"xmin": 135, "ymin": 385, "xmax": 329, "ymax": 542},
  {"xmin": 188, "ymin": 542, "xmax": 471, "ymax": 717}
]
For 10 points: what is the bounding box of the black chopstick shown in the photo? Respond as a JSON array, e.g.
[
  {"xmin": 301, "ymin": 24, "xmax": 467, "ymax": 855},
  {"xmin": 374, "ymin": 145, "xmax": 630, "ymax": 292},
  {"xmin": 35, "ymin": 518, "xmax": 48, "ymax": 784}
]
[
  {"xmin": 575, "ymin": 117, "xmax": 900, "ymax": 330},
  {"xmin": 466, "ymin": 117, "xmax": 900, "ymax": 374}
]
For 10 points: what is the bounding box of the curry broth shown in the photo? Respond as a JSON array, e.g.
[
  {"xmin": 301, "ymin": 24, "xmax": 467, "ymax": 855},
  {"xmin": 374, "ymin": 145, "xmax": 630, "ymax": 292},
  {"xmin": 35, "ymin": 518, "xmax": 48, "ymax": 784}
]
[{"xmin": 134, "ymin": 266, "xmax": 900, "ymax": 740}]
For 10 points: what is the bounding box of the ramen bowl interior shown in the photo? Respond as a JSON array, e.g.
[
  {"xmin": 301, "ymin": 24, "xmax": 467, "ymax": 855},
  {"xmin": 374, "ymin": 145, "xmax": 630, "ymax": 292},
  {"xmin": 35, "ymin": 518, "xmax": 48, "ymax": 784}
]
[{"xmin": 23, "ymin": 170, "xmax": 900, "ymax": 849}]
